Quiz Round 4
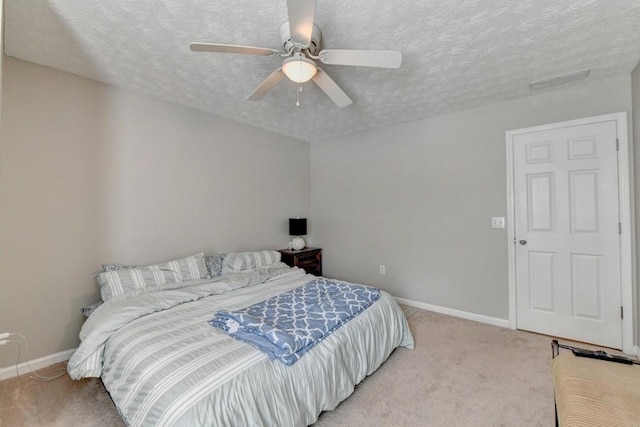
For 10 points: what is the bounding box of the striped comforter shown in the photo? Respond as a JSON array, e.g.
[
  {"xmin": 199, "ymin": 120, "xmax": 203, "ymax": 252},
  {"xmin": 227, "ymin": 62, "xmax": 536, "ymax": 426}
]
[{"xmin": 68, "ymin": 265, "xmax": 414, "ymax": 426}]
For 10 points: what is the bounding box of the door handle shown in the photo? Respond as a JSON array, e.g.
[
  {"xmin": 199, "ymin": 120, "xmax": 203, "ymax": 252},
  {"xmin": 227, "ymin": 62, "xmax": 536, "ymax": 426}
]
[{"xmin": 519, "ymin": 240, "xmax": 527, "ymax": 245}]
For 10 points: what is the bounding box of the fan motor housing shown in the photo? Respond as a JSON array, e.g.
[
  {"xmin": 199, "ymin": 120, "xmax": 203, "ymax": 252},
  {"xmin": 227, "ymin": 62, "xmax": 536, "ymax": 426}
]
[{"xmin": 279, "ymin": 22, "xmax": 322, "ymax": 54}]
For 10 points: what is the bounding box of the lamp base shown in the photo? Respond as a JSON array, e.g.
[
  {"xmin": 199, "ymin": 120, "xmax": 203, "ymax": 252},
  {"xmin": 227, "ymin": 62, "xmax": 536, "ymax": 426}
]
[{"xmin": 291, "ymin": 237, "xmax": 305, "ymax": 250}]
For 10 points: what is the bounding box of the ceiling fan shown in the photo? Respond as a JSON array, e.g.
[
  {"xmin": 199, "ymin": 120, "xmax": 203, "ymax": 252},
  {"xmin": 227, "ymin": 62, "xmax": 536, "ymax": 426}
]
[{"xmin": 189, "ymin": 0, "xmax": 402, "ymax": 108}]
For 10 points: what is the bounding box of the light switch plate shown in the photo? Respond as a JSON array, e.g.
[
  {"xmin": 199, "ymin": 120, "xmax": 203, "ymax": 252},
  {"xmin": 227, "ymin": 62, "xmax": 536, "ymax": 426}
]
[{"xmin": 491, "ymin": 217, "xmax": 505, "ymax": 228}]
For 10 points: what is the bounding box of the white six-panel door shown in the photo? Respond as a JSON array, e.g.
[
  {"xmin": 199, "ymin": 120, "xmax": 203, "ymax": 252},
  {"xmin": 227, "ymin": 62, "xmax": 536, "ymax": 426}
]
[{"xmin": 512, "ymin": 120, "xmax": 622, "ymax": 349}]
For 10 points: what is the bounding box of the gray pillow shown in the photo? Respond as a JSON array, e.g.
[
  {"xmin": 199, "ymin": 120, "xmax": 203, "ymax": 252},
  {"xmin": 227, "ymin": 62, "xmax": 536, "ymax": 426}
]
[
  {"xmin": 102, "ymin": 264, "xmax": 136, "ymax": 272},
  {"xmin": 81, "ymin": 301, "xmax": 103, "ymax": 318},
  {"xmin": 204, "ymin": 253, "xmax": 226, "ymax": 278}
]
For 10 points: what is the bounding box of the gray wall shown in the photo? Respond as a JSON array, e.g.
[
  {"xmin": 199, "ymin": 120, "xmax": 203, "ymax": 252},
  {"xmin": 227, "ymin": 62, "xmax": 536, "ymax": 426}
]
[
  {"xmin": 311, "ymin": 75, "xmax": 633, "ymax": 322},
  {"xmin": 632, "ymin": 61, "xmax": 640, "ymax": 346},
  {"xmin": 0, "ymin": 57, "xmax": 310, "ymax": 368}
]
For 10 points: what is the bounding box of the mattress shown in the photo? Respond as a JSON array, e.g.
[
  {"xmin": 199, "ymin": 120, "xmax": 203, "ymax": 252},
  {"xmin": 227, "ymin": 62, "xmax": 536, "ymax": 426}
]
[{"xmin": 68, "ymin": 264, "xmax": 414, "ymax": 426}]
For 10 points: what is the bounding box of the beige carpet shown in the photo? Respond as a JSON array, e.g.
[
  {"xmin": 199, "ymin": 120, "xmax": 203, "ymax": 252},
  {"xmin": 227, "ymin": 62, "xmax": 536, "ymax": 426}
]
[{"xmin": 0, "ymin": 307, "xmax": 555, "ymax": 426}]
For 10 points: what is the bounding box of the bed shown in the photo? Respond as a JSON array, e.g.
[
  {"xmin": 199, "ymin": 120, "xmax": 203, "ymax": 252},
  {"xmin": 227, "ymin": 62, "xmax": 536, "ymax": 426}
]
[{"xmin": 67, "ymin": 258, "xmax": 414, "ymax": 426}]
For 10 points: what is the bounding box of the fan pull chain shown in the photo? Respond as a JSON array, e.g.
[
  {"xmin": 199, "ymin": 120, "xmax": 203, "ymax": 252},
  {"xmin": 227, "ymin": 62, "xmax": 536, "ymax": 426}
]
[{"xmin": 296, "ymin": 83, "xmax": 300, "ymax": 106}]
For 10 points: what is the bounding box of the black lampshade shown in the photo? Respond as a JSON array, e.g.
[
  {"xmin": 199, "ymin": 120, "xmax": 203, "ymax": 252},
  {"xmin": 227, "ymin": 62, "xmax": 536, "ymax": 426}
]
[{"xmin": 289, "ymin": 218, "xmax": 307, "ymax": 236}]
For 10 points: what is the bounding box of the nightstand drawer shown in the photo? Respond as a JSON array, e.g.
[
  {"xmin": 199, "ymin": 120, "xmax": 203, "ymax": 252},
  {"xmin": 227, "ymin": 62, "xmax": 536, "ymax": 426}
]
[
  {"xmin": 297, "ymin": 256, "xmax": 319, "ymax": 268},
  {"xmin": 296, "ymin": 259, "xmax": 320, "ymax": 272},
  {"xmin": 296, "ymin": 252, "xmax": 319, "ymax": 263},
  {"xmin": 304, "ymin": 266, "xmax": 322, "ymax": 276}
]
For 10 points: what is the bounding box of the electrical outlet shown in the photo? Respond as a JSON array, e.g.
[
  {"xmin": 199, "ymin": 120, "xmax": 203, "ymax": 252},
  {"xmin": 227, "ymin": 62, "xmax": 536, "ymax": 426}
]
[
  {"xmin": 491, "ymin": 217, "xmax": 505, "ymax": 229},
  {"xmin": 379, "ymin": 265, "xmax": 386, "ymax": 275},
  {"xmin": 0, "ymin": 332, "xmax": 10, "ymax": 340}
]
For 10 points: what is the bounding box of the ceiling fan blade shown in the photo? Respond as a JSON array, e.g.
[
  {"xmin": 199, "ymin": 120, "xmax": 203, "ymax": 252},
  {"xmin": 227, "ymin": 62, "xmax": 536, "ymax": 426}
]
[
  {"xmin": 287, "ymin": 0, "xmax": 317, "ymax": 47},
  {"xmin": 246, "ymin": 68, "xmax": 287, "ymax": 101},
  {"xmin": 318, "ymin": 49, "xmax": 402, "ymax": 69},
  {"xmin": 190, "ymin": 43, "xmax": 279, "ymax": 56},
  {"xmin": 312, "ymin": 68, "xmax": 353, "ymax": 108}
]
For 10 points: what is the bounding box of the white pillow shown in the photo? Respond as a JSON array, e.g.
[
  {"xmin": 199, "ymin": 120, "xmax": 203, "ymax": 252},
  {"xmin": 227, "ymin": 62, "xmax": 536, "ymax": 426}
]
[{"xmin": 221, "ymin": 251, "xmax": 282, "ymax": 274}]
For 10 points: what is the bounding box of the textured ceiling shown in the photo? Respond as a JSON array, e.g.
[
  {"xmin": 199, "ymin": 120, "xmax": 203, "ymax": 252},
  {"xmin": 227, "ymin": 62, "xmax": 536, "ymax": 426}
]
[{"xmin": 5, "ymin": 0, "xmax": 640, "ymax": 142}]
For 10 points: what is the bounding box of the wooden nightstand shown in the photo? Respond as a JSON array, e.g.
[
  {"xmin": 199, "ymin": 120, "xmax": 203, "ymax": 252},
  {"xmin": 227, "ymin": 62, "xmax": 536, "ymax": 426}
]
[{"xmin": 278, "ymin": 247, "xmax": 322, "ymax": 276}]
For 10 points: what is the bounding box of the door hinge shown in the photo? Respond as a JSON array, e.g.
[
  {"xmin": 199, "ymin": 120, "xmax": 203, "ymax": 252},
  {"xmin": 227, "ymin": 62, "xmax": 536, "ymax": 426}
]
[
  {"xmin": 621, "ymin": 306, "xmax": 624, "ymax": 319},
  {"xmin": 616, "ymin": 138, "xmax": 619, "ymax": 151},
  {"xmin": 619, "ymin": 222, "xmax": 622, "ymax": 234}
]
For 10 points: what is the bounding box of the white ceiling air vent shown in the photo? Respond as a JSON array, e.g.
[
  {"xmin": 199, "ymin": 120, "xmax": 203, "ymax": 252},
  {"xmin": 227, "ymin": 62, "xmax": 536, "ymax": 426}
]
[{"xmin": 529, "ymin": 69, "xmax": 591, "ymax": 91}]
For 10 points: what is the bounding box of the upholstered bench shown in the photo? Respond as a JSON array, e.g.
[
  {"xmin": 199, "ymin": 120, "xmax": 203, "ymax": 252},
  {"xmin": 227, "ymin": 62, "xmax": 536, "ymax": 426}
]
[{"xmin": 552, "ymin": 342, "xmax": 640, "ymax": 426}]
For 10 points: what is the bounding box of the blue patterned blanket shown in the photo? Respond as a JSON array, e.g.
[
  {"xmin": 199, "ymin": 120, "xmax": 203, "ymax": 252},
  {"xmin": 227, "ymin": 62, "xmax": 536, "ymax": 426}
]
[{"xmin": 209, "ymin": 278, "xmax": 380, "ymax": 365}]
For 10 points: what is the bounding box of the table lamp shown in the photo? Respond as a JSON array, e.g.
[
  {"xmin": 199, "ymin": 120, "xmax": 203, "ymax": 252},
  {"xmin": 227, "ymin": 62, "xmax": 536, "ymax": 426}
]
[{"xmin": 289, "ymin": 218, "xmax": 307, "ymax": 250}]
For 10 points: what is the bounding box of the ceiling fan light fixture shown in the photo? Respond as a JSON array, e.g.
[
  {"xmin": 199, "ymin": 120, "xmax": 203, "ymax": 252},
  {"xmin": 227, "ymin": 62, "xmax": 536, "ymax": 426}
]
[{"xmin": 282, "ymin": 53, "xmax": 317, "ymax": 83}]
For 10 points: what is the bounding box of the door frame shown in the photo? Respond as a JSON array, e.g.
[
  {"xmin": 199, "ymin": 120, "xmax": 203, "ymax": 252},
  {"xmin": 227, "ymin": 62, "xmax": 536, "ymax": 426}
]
[{"xmin": 505, "ymin": 112, "xmax": 634, "ymax": 354}]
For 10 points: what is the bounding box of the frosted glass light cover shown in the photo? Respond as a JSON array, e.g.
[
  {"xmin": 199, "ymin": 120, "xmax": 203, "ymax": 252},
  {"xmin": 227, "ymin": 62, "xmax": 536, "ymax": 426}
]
[{"xmin": 282, "ymin": 55, "xmax": 317, "ymax": 83}]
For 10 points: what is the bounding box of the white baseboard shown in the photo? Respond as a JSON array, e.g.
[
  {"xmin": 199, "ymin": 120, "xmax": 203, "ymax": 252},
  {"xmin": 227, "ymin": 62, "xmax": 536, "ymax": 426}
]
[
  {"xmin": 0, "ymin": 347, "xmax": 76, "ymax": 381},
  {"xmin": 394, "ymin": 297, "xmax": 510, "ymax": 329}
]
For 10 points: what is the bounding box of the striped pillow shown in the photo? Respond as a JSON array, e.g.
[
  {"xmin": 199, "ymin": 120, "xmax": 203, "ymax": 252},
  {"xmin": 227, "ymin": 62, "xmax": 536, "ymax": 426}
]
[
  {"xmin": 97, "ymin": 253, "xmax": 208, "ymax": 301},
  {"xmin": 221, "ymin": 251, "xmax": 282, "ymax": 274}
]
